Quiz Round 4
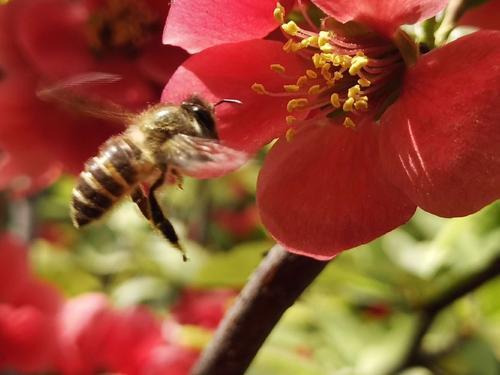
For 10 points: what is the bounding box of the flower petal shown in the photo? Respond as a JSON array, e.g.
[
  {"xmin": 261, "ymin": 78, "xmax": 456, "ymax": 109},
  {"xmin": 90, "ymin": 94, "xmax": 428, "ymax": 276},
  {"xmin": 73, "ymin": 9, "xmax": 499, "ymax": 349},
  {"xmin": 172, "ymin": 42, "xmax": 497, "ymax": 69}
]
[
  {"xmin": 257, "ymin": 123, "xmax": 416, "ymax": 260},
  {"xmin": 162, "ymin": 39, "xmax": 308, "ymax": 152},
  {"xmin": 312, "ymin": 0, "xmax": 447, "ymax": 37},
  {"xmin": 380, "ymin": 31, "xmax": 500, "ymax": 217},
  {"xmin": 15, "ymin": 0, "xmax": 94, "ymax": 78},
  {"xmin": 459, "ymin": 0, "xmax": 500, "ymax": 30},
  {"xmin": 163, "ymin": 0, "xmax": 280, "ymax": 53}
]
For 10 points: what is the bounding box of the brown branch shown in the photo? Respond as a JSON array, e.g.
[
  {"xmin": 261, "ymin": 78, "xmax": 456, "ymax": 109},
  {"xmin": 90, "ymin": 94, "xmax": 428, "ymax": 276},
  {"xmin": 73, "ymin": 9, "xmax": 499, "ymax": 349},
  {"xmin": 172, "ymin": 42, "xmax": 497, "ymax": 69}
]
[
  {"xmin": 191, "ymin": 245, "xmax": 328, "ymax": 375},
  {"xmin": 391, "ymin": 253, "xmax": 500, "ymax": 373}
]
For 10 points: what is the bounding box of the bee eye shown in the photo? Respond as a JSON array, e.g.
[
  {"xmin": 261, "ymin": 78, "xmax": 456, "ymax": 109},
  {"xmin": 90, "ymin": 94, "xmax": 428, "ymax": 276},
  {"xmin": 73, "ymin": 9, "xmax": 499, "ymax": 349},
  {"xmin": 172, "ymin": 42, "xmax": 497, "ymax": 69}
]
[{"xmin": 189, "ymin": 105, "xmax": 217, "ymax": 138}]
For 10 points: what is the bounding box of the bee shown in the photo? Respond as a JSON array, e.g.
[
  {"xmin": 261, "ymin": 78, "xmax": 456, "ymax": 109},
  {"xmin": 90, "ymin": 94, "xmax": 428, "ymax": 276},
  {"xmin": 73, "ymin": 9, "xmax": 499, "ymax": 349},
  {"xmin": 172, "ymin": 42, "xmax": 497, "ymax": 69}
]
[{"xmin": 38, "ymin": 73, "xmax": 247, "ymax": 260}]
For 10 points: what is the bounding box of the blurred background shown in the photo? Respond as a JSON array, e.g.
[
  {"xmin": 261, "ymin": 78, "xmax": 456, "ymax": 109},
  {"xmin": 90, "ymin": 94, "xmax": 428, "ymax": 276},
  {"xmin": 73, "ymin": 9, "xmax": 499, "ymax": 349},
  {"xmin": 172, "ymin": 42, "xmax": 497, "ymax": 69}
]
[
  {"xmin": 1, "ymin": 162, "xmax": 499, "ymax": 374},
  {"xmin": 1, "ymin": 0, "xmax": 499, "ymax": 373}
]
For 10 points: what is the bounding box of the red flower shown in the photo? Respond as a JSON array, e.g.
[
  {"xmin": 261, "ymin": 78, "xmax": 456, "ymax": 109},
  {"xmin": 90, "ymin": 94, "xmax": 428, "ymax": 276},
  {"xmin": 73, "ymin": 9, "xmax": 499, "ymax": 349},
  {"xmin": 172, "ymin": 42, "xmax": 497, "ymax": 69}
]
[
  {"xmin": 171, "ymin": 289, "xmax": 236, "ymax": 330},
  {"xmin": 0, "ymin": 234, "xmax": 62, "ymax": 372},
  {"xmin": 0, "ymin": 0, "xmax": 187, "ymax": 195},
  {"xmin": 163, "ymin": 0, "xmax": 500, "ymax": 259},
  {"xmin": 55, "ymin": 293, "xmax": 114, "ymax": 375}
]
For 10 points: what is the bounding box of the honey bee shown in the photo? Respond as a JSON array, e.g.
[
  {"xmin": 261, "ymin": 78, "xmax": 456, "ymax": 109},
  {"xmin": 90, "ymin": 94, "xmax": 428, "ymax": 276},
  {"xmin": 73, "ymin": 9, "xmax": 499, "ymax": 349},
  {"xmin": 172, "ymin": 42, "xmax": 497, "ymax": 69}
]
[{"xmin": 38, "ymin": 73, "xmax": 248, "ymax": 260}]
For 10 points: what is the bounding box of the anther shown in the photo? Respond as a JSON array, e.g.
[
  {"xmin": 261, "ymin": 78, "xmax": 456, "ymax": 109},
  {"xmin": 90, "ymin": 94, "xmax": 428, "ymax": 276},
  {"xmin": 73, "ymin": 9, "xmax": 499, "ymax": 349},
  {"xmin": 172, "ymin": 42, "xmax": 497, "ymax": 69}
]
[
  {"xmin": 358, "ymin": 77, "xmax": 371, "ymax": 87},
  {"xmin": 343, "ymin": 97, "xmax": 355, "ymax": 112},
  {"xmin": 271, "ymin": 64, "xmax": 286, "ymax": 73},
  {"xmin": 330, "ymin": 93, "xmax": 341, "ymax": 108},
  {"xmin": 308, "ymin": 85, "xmax": 322, "ymax": 95},
  {"xmin": 306, "ymin": 69, "xmax": 318, "ymax": 79},
  {"xmin": 348, "ymin": 85, "xmax": 361, "ymax": 98},
  {"xmin": 282, "ymin": 20, "xmax": 299, "ymax": 36},
  {"xmin": 296, "ymin": 75, "xmax": 308, "ymax": 86},
  {"xmin": 274, "ymin": 2, "xmax": 285, "ymax": 23},
  {"xmin": 286, "ymin": 115, "xmax": 297, "ymax": 125},
  {"xmin": 284, "ymin": 84, "xmax": 300, "ymax": 93},
  {"xmin": 287, "ymin": 98, "xmax": 309, "ymax": 112},
  {"xmin": 343, "ymin": 117, "xmax": 356, "ymax": 128},
  {"xmin": 251, "ymin": 83, "xmax": 268, "ymax": 95},
  {"xmin": 349, "ymin": 55, "xmax": 369, "ymax": 75}
]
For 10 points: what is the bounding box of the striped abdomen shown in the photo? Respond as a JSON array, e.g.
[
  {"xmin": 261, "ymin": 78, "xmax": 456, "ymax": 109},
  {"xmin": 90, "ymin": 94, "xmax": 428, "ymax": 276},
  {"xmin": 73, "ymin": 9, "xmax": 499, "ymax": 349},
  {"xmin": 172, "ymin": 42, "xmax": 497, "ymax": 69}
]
[{"xmin": 71, "ymin": 136, "xmax": 149, "ymax": 227}]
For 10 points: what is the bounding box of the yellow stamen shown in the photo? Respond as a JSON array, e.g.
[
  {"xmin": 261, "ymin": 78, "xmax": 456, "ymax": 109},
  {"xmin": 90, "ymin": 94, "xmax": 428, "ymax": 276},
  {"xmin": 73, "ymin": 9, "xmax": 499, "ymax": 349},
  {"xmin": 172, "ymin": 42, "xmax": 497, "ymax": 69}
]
[
  {"xmin": 358, "ymin": 77, "xmax": 371, "ymax": 87},
  {"xmin": 343, "ymin": 117, "xmax": 356, "ymax": 128},
  {"xmin": 334, "ymin": 71, "xmax": 343, "ymax": 81},
  {"xmin": 283, "ymin": 39, "xmax": 294, "ymax": 52},
  {"xmin": 308, "ymin": 85, "xmax": 322, "ymax": 95},
  {"xmin": 273, "ymin": 2, "xmax": 285, "ymax": 24},
  {"xmin": 287, "ymin": 98, "xmax": 309, "ymax": 112},
  {"xmin": 330, "ymin": 93, "xmax": 341, "ymax": 108},
  {"xmin": 296, "ymin": 75, "xmax": 308, "ymax": 86},
  {"xmin": 271, "ymin": 64, "xmax": 286, "ymax": 73},
  {"xmin": 343, "ymin": 97, "xmax": 355, "ymax": 112},
  {"xmin": 306, "ymin": 69, "xmax": 317, "ymax": 79},
  {"xmin": 251, "ymin": 83, "xmax": 268, "ymax": 95},
  {"xmin": 286, "ymin": 128, "xmax": 296, "ymax": 142},
  {"xmin": 349, "ymin": 55, "xmax": 369, "ymax": 75},
  {"xmin": 318, "ymin": 31, "xmax": 331, "ymax": 46},
  {"xmin": 282, "ymin": 20, "xmax": 299, "ymax": 36},
  {"xmin": 354, "ymin": 99, "xmax": 368, "ymax": 111},
  {"xmin": 284, "ymin": 84, "xmax": 300, "ymax": 92},
  {"xmin": 320, "ymin": 43, "xmax": 333, "ymax": 53},
  {"xmin": 348, "ymin": 85, "xmax": 361, "ymax": 98},
  {"xmin": 286, "ymin": 115, "xmax": 297, "ymax": 125}
]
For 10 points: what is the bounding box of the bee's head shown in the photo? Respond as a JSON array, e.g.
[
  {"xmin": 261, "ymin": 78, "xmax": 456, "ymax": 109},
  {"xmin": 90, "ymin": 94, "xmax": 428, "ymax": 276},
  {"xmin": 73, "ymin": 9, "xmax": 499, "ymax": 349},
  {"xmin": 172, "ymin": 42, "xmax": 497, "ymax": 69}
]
[
  {"xmin": 181, "ymin": 96, "xmax": 218, "ymax": 139},
  {"xmin": 181, "ymin": 96, "xmax": 242, "ymax": 139}
]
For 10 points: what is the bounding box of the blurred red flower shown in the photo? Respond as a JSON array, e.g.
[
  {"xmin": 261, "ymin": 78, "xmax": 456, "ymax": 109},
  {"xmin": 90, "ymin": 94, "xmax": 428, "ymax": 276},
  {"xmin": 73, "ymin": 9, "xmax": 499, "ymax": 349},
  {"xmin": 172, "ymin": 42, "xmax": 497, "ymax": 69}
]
[
  {"xmin": 163, "ymin": 0, "xmax": 500, "ymax": 260},
  {"xmin": 0, "ymin": 233, "xmax": 62, "ymax": 373},
  {"xmin": 171, "ymin": 289, "xmax": 236, "ymax": 330},
  {"xmin": 0, "ymin": 0, "xmax": 188, "ymax": 195}
]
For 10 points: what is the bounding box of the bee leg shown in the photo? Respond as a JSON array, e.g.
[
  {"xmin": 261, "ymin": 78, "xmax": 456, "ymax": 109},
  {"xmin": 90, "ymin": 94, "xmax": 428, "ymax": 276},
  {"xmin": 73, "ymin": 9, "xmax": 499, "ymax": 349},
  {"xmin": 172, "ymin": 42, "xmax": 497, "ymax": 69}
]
[
  {"xmin": 149, "ymin": 175, "xmax": 188, "ymax": 262},
  {"xmin": 131, "ymin": 186, "xmax": 151, "ymax": 220}
]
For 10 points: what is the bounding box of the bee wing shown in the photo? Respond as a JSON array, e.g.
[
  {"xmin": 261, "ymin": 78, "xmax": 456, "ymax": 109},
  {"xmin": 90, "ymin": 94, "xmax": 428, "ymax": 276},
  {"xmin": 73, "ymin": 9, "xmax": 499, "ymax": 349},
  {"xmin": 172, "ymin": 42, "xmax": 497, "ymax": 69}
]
[
  {"xmin": 167, "ymin": 134, "xmax": 249, "ymax": 179},
  {"xmin": 37, "ymin": 72, "xmax": 135, "ymax": 124}
]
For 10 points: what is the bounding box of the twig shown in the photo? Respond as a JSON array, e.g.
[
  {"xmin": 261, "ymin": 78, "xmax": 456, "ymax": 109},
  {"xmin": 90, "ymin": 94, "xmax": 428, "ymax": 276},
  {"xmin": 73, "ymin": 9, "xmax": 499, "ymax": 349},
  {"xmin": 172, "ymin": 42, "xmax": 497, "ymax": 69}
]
[
  {"xmin": 191, "ymin": 245, "xmax": 328, "ymax": 375},
  {"xmin": 391, "ymin": 253, "xmax": 500, "ymax": 373}
]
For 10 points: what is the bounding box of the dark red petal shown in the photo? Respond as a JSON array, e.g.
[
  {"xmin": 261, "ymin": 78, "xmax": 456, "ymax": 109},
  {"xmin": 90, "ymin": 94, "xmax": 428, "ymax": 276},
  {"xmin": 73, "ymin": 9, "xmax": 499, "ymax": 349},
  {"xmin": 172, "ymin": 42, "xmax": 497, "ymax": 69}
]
[
  {"xmin": 162, "ymin": 39, "xmax": 308, "ymax": 152},
  {"xmin": 312, "ymin": 0, "xmax": 447, "ymax": 37},
  {"xmin": 163, "ymin": 0, "xmax": 280, "ymax": 53},
  {"xmin": 380, "ymin": 31, "xmax": 500, "ymax": 217},
  {"xmin": 138, "ymin": 41, "xmax": 189, "ymax": 85},
  {"xmin": 15, "ymin": 0, "xmax": 94, "ymax": 78},
  {"xmin": 257, "ymin": 123, "xmax": 416, "ymax": 260},
  {"xmin": 459, "ymin": 0, "xmax": 500, "ymax": 30}
]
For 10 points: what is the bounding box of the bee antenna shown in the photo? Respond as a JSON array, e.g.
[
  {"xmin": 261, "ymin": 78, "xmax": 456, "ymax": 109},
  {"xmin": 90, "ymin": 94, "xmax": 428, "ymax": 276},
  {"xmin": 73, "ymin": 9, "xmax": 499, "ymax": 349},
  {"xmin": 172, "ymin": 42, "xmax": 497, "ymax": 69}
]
[{"xmin": 214, "ymin": 98, "xmax": 242, "ymax": 107}]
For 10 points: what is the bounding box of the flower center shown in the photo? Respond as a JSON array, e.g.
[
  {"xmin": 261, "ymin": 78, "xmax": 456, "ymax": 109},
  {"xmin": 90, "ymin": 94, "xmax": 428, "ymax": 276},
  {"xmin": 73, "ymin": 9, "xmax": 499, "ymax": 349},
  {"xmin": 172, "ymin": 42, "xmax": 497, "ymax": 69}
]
[
  {"xmin": 253, "ymin": 3, "xmax": 408, "ymax": 138},
  {"xmin": 86, "ymin": 0, "xmax": 159, "ymax": 56}
]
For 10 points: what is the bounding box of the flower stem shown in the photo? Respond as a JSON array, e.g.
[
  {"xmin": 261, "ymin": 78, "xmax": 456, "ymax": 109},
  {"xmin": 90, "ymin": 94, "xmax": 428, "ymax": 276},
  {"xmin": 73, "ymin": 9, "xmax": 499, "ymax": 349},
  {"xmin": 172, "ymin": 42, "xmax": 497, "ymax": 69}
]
[
  {"xmin": 434, "ymin": 0, "xmax": 471, "ymax": 46},
  {"xmin": 191, "ymin": 245, "xmax": 328, "ymax": 375},
  {"xmin": 392, "ymin": 253, "xmax": 500, "ymax": 373}
]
